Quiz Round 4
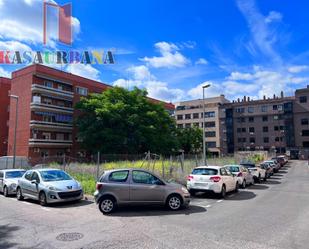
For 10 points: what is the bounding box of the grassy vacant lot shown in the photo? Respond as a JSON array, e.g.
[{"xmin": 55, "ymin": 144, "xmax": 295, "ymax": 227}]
[{"xmin": 57, "ymin": 157, "xmax": 238, "ymax": 195}]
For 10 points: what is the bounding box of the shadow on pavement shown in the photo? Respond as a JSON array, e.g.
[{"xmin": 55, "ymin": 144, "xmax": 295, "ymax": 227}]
[
  {"xmin": 225, "ymin": 190, "xmax": 256, "ymax": 200},
  {"xmin": 274, "ymin": 174, "xmax": 284, "ymax": 177},
  {"xmin": 247, "ymin": 184, "xmax": 269, "ymax": 190},
  {"xmin": 49, "ymin": 199, "xmax": 94, "ymax": 208},
  {"xmin": 279, "ymin": 170, "xmax": 288, "ymax": 174},
  {"xmin": 0, "ymin": 224, "xmax": 20, "ymax": 249},
  {"xmin": 262, "ymin": 180, "xmax": 281, "ymax": 185},
  {"xmin": 108, "ymin": 205, "xmax": 206, "ymax": 217},
  {"xmin": 269, "ymin": 177, "xmax": 282, "ymax": 180}
]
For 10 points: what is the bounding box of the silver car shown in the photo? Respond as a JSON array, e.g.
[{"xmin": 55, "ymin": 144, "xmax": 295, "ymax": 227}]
[
  {"xmin": 16, "ymin": 169, "xmax": 83, "ymax": 205},
  {"xmin": 94, "ymin": 169, "xmax": 190, "ymax": 214},
  {"xmin": 0, "ymin": 169, "xmax": 26, "ymax": 196}
]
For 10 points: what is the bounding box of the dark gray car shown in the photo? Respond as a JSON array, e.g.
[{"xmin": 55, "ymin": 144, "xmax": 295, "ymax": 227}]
[{"xmin": 94, "ymin": 169, "xmax": 190, "ymax": 214}]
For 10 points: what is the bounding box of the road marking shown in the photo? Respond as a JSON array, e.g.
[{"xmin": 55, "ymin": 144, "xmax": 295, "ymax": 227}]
[
  {"xmin": 24, "ymin": 202, "xmax": 32, "ymax": 205},
  {"xmin": 41, "ymin": 207, "xmax": 51, "ymax": 212},
  {"xmin": 217, "ymin": 200, "xmax": 223, "ymax": 203},
  {"xmin": 205, "ymin": 204, "xmax": 211, "ymax": 208}
]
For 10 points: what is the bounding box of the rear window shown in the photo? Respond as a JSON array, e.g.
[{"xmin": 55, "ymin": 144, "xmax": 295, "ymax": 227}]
[
  {"xmin": 192, "ymin": 168, "xmax": 218, "ymax": 175},
  {"xmin": 227, "ymin": 166, "xmax": 239, "ymax": 172},
  {"xmin": 109, "ymin": 170, "xmax": 129, "ymax": 182}
]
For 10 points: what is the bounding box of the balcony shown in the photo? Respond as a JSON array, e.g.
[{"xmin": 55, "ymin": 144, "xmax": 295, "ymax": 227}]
[
  {"xmin": 31, "ymin": 84, "xmax": 74, "ymax": 99},
  {"xmin": 29, "ymin": 138, "xmax": 73, "ymax": 147},
  {"xmin": 31, "ymin": 102, "xmax": 74, "ymax": 114},
  {"xmin": 30, "ymin": 120, "xmax": 73, "ymax": 131}
]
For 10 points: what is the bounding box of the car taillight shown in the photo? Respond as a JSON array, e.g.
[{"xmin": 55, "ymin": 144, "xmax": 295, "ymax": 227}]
[
  {"xmin": 96, "ymin": 183, "xmax": 103, "ymax": 190},
  {"xmin": 210, "ymin": 176, "xmax": 221, "ymax": 182},
  {"xmin": 187, "ymin": 175, "xmax": 194, "ymax": 181},
  {"xmin": 237, "ymin": 172, "xmax": 243, "ymax": 177}
]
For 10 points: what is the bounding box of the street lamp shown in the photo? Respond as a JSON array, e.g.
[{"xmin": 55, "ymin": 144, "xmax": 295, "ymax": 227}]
[
  {"xmin": 9, "ymin": 95, "xmax": 19, "ymax": 169},
  {"xmin": 202, "ymin": 84, "xmax": 211, "ymax": 165}
]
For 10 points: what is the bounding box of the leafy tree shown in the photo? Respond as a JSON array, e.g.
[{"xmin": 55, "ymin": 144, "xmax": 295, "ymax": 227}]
[
  {"xmin": 176, "ymin": 126, "xmax": 203, "ymax": 154},
  {"xmin": 75, "ymin": 87, "xmax": 178, "ymax": 154}
]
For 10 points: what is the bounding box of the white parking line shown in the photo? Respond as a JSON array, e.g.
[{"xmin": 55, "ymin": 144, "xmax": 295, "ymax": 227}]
[
  {"xmin": 205, "ymin": 204, "xmax": 211, "ymax": 208},
  {"xmin": 24, "ymin": 202, "xmax": 32, "ymax": 205},
  {"xmin": 217, "ymin": 200, "xmax": 223, "ymax": 203},
  {"xmin": 41, "ymin": 207, "xmax": 51, "ymax": 212}
]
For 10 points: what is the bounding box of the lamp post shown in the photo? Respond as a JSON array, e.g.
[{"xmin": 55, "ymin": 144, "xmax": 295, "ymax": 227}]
[
  {"xmin": 202, "ymin": 84, "xmax": 211, "ymax": 165},
  {"xmin": 9, "ymin": 95, "xmax": 19, "ymax": 169}
]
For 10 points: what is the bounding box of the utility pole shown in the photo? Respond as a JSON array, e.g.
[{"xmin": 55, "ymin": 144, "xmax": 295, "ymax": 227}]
[
  {"xmin": 202, "ymin": 84, "xmax": 210, "ymax": 165},
  {"xmin": 9, "ymin": 95, "xmax": 19, "ymax": 169}
]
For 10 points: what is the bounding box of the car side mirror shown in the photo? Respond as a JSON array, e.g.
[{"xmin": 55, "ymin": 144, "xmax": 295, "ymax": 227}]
[{"xmin": 31, "ymin": 180, "xmax": 38, "ymax": 184}]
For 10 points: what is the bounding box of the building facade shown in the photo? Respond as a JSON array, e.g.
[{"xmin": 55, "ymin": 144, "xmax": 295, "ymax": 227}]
[
  {"xmin": 0, "ymin": 77, "xmax": 11, "ymax": 156},
  {"xmin": 5, "ymin": 64, "xmax": 174, "ymax": 164},
  {"xmin": 175, "ymin": 95, "xmax": 230, "ymax": 156}
]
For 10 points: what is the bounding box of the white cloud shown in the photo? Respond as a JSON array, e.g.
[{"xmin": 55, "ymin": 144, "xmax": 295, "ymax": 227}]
[
  {"xmin": 265, "ymin": 11, "xmax": 282, "ymax": 23},
  {"xmin": 66, "ymin": 64, "xmax": 100, "ymax": 81},
  {"xmin": 0, "ymin": 0, "xmax": 80, "ymax": 47},
  {"xmin": 227, "ymin": 71, "xmax": 255, "ymax": 80},
  {"xmin": 0, "ymin": 66, "xmax": 10, "ymax": 78},
  {"xmin": 195, "ymin": 58, "xmax": 208, "ymax": 65},
  {"xmin": 0, "ymin": 40, "xmax": 32, "ymax": 51},
  {"xmin": 127, "ymin": 65, "xmax": 154, "ymax": 81},
  {"xmin": 141, "ymin": 41, "xmax": 190, "ymax": 68},
  {"xmin": 288, "ymin": 65, "xmax": 309, "ymax": 73}
]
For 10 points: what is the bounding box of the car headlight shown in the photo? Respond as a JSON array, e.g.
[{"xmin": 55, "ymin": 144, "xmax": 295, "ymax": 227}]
[
  {"xmin": 48, "ymin": 186, "xmax": 58, "ymax": 191},
  {"xmin": 10, "ymin": 183, "xmax": 17, "ymax": 189},
  {"xmin": 181, "ymin": 187, "xmax": 189, "ymax": 194}
]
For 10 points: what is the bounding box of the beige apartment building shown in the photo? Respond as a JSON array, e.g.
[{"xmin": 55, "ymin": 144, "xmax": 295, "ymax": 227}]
[{"xmin": 175, "ymin": 95, "xmax": 230, "ymax": 156}]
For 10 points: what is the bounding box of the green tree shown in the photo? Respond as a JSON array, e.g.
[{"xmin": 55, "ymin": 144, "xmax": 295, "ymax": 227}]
[
  {"xmin": 75, "ymin": 87, "xmax": 178, "ymax": 154},
  {"xmin": 176, "ymin": 126, "xmax": 203, "ymax": 154}
]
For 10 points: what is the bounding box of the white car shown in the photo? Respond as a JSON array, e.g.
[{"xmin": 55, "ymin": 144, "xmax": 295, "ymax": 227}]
[
  {"xmin": 187, "ymin": 166, "xmax": 238, "ymax": 198},
  {"xmin": 240, "ymin": 163, "xmax": 266, "ymax": 182},
  {"xmin": 0, "ymin": 169, "xmax": 26, "ymax": 196},
  {"xmin": 224, "ymin": 165, "xmax": 254, "ymax": 188}
]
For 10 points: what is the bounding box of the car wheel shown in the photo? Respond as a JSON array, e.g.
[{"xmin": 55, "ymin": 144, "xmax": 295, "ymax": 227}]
[
  {"xmin": 166, "ymin": 195, "xmax": 182, "ymax": 211},
  {"xmin": 235, "ymin": 182, "xmax": 239, "ymax": 193},
  {"xmin": 263, "ymin": 175, "xmax": 267, "ymax": 181},
  {"xmin": 39, "ymin": 191, "xmax": 47, "ymax": 206},
  {"xmin": 258, "ymin": 174, "xmax": 261, "ymax": 183},
  {"xmin": 189, "ymin": 189, "xmax": 196, "ymax": 196},
  {"xmin": 3, "ymin": 186, "xmax": 9, "ymax": 197},
  {"xmin": 220, "ymin": 185, "xmax": 226, "ymax": 198},
  {"xmin": 242, "ymin": 180, "xmax": 246, "ymax": 189},
  {"xmin": 16, "ymin": 187, "xmax": 24, "ymax": 201},
  {"xmin": 99, "ymin": 197, "xmax": 116, "ymax": 214}
]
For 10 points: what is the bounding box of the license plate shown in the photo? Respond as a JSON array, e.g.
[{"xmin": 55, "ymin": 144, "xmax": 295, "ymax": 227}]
[{"xmin": 195, "ymin": 182, "xmax": 208, "ymax": 187}]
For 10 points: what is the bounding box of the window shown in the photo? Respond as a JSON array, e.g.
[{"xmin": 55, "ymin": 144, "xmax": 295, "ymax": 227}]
[
  {"xmin": 76, "ymin": 86, "xmax": 88, "ymax": 96},
  {"xmin": 132, "ymin": 171, "xmax": 162, "ymax": 185},
  {"xmin": 273, "ymin": 105, "xmax": 278, "ymax": 110},
  {"xmin": 300, "ymin": 96, "xmax": 307, "ymax": 103},
  {"xmin": 249, "ymin": 127, "xmax": 255, "ymax": 133},
  {"xmin": 193, "ymin": 122, "xmax": 199, "ymax": 127},
  {"xmin": 193, "ymin": 113, "xmax": 199, "ymax": 119},
  {"xmin": 249, "ymin": 137, "xmax": 255, "ymax": 143},
  {"xmin": 261, "ymin": 106, "xmax": 268, "ymax": 112},
  {"xmin": 248, "ymin": 117, "xmax": 254, "ymax": 122},
  {"xmin": 192, "ymin": 168, "xmax": 218, "ymax": 175},
  {"xmin": 238, "ymin": 138, "xmax": 246, "ymax": 143},
  {"xmin": 177, "ymin": 124, "xmax": 183, "ymax": 128},
  {"xmin": 185, "ymin": 123, "xmax": 191, "ymax": 128},
  {"xmin": 278, "ymin": 105, "xmax": 283, "ymax": 111},
  {"xmin": 0, "ymin": 172, "xmax": 3, "ymax": 179},
  {"xmin": 262, "ymin": 116, "xmax": 268, "ymax": 122},
  {"xmin": 44, "ymin": 81, "xmax": 53, "ymax": 88},
  {"xmin": 185, "ymin": 114, "xmax": 191, "ymax": 120},
  {"xmin": 220, "ymin": 168, "xmax": 228, "ymax": 176},
  {"xmin": 280, "ymin": 125, "xmax": 284, "ymax": 131},
  {"xmin": 177, "ymin": 115, "xmax": 183, "ymax": 120},
  {"xmin": 42, "ymin": 98, "xmax": 52, "ymax": 105},
  {"xmin": 56, "ymin": 133, "xmax": 64, "ymax": 140},
  {"xmin": 248, "ymin": 107, "xmax": 254, "ymax": 113},
  {"xmin": 302, "ymin": 130, "xmax": 309, "ymax": 136},
  {"xmin": 109, "ymin": 170, "xmax": 129, "ymax": 182},
  {"xmin": 301, "ymin": 119, "xmax": 309, "ymax": 125},
  {"xmin": 274, "ymin": 126, "xmax": 279, "ymax": 131},
  {"xmin": 205, "ymin": 131, "xmax": 216, "ymax": 137},
  {"xmin": 263, "ymin": 126, "xmax": 268, "ymax": 132},
  {"xmin": 206, "ymin": 142, "xmax": 216, "ymax": 148},
  {"xmin": 273, "ymin": 115, "xmax": 279, "ymax": 120},
  {"xmin": 303, "ymin": 141, "xmax": 309, "ymax": 148},
  {"xmin": 237, "ymin": 128, "xmax": 242, "ymax": 133},
  {"xmin": 242, "ymin": 127, "xmax": 246, "ymax": 132},
  {"xmin": 236, "ymin": 108, "xmax": 245, "ymax": 113},
  {"xmin": 263, "ymin": 137, "xmax": 269, "ymax": 143},
  {"xmin": 204, "ymin": 111, "xmax": 215, "ymax": 118},
  {"xmin": 205, "ymin": 122, "xmax": 216, "ymax": 127},
  {"xmin": 43, "ymin": 115, "xmax": 53, "ymax": 122},
  {"xmin": 24, "ymin": 171, "xmax": 32, "ymax": 181},
  {"xmin": 237, "ymin": 117, "xmax": 245, "ymax": 123},
  {"xmin": 42, "ymin": 132, "xmax": 51, "ymax": 140}
]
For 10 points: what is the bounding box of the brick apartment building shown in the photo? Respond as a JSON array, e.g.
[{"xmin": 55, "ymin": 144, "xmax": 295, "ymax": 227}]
[
  {"xmin": 0, "ymin": 77, "xmax": 11, "ymax": 156},
  {"xmin": 2, "ymin": 64, "xmax": 174, "ymax": 163},
  {"xmin": 174, "ymin": 95, "xmax": 230, "ymax": 156}
]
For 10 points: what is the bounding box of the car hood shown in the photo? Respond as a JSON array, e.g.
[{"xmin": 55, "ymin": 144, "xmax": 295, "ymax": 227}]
[
  {"xmin": 4, "ymin": 178, "xmax": 19, "ymax": 185},
  {"xmin": 43, "ymin": 180, "xmax": 81, "ymax": 191}
]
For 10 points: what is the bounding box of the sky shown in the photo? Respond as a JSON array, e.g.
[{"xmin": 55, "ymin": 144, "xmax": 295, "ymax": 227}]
[{"xmin": 1, "ymin": 0, "xmax": 309, "ymax": 103}]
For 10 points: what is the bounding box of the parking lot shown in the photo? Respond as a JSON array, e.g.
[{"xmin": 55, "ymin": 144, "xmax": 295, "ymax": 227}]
[{"xmin": 1, "ymin": 160, "xmax": 309, "ymax": 249}]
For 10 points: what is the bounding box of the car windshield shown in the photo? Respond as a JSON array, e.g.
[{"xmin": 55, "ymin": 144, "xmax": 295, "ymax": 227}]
[
  {"xmin": 6, "ymin": 171, "xmax": 26, "ymax": 178},
  {"xmin": 241, "ymin": 164, "xmax": 255, "ymax": 169},
  {"xmin": 227, "ymin": 166, "xmax": 240, "ymax": 172},
  {"xmin": 39, "ymin": 170, "xmax": 72, "ymax": 182},
  {"xmin": 192, "ymin": 168, "xmax": 218, "ymax": 175}
]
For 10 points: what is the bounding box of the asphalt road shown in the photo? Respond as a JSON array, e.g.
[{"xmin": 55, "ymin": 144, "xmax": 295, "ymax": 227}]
[{"xmin": 0, "ymin": 160, "xmax": 309, "ymax": 249}]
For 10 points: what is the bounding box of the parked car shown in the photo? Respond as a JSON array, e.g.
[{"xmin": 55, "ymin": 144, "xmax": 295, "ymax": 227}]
[
  {"xmin": 240, "ymin": 163, "xmax": 266, "ymax": 182},
  {"xmin": 0, "ymin": 169, "xmax": 26, "ymax": 196},
  {"xmin": 16, "ymin": 169, "xmax": 83, "ymax": 206},
  {"xmin": 224, "ymin": 165, "xmax": 254, "ymax": 188},
  {"xmin": 266, "ymin": 160, "xmax": 281, "ymax": 173},
  {"xmin": 187, "ymin": 166, "xmax": 238, "ymax": 198},
  {"xmin": 259, "ymin": 163, "xmax": 273, "ymax": 178},
  {"xmin": 94, "ymin": 169, "xmax": 190, "ymax": 214}
]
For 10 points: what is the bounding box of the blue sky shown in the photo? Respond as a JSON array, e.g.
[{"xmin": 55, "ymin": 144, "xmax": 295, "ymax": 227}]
[{"xmin": 1, "ymin": 0, "xmax": 309, "ymax": 102}]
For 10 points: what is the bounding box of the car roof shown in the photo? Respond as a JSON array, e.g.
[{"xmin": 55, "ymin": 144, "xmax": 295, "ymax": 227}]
[
  {"xmin": 224, "ymin": 164, "xmax": 241, "ymax": 167},
  {"xmin": 0, "ymin": 169, "xmax": 26, "ymax": 172},
  {"xmin": 194, "ymin": 166, "xmax": 222, "ymax": 169},
  {"xmin": 31, "ymin": 168, "xmax": 62, "ymax": 172}
]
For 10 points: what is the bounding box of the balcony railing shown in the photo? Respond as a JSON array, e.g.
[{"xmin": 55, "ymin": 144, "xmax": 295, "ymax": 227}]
[
  {"xmin": 29, "ymin": 139, "xmax": 73, "ymax": 146},
  {"xmin": 31, "ymin": 84, "xmax": 74, "ymax": 98},
  {"xmin": 31, "ymin": 102, "xmax": 74, "ymax": 114},
  {"xmin": 30, "ymin": 120, "xmax": 73, "ymax": 131}
]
